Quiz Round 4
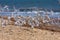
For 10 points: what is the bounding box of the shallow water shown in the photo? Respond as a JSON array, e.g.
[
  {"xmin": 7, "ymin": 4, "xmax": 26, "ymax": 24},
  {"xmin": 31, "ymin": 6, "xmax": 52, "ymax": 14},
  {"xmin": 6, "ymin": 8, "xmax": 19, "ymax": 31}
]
[{"xmin": 0, "ymin": 12, "xmax": 60, "ymax": 18}]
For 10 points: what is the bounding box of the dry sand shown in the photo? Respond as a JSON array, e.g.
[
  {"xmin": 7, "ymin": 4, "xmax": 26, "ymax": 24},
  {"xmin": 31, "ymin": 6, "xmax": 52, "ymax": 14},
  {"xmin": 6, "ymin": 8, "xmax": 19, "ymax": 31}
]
[{"xmin": 0, "ymin": 25, "xmax": 60, "ymax": 40}]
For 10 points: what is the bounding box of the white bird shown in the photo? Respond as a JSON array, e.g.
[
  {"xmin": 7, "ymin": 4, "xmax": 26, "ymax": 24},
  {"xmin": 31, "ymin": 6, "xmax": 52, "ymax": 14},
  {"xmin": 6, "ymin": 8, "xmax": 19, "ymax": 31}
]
[
  {"xmin": 50, "ymin": 10, "xmax": 56, "ymax": 24},
  {"xmin": 1, "ymin": 18, "xmax": 8, "ymax": 27},
  {"xmin": 34, "ymin": 19, "xmax": 40, "ymax": 27},
  {"xmin": 4, "ymin": 5, "xmax": 8, "ymax": 9},
  {"xmin": 28, "ymin": 16, "xmax": 35, "ymax": 29},
  {"xmin": 15, "ymin": 16, "xmax": 26, "ymax": 26},
  {"xmin": 3, "ymin": 5, "xmax": 9, "ymax": 12},
  {"xmin": 42, "ymin": 12, "xmax": 51, "ymax": 25}
]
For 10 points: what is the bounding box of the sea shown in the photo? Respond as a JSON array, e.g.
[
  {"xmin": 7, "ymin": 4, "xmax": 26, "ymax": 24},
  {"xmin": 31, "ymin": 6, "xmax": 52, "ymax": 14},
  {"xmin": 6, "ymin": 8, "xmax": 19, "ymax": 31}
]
[
  {"xmin": 0, "ymin": 0, "xmax": 60, "ymax": 18},
  {"xmin": 0, "ymin": 12, "xmax": 60, "ymax": 19},
  {"xmin": 0, "ymin": 0, "xmax": 60, "ymax": 9}
]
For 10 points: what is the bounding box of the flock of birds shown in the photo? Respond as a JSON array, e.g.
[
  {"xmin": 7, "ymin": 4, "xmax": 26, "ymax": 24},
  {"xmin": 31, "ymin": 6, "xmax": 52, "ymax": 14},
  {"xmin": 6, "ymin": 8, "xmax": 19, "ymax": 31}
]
[{"xmin": 0, "ymin": 5, "xmax": 60, "ymax": 29}]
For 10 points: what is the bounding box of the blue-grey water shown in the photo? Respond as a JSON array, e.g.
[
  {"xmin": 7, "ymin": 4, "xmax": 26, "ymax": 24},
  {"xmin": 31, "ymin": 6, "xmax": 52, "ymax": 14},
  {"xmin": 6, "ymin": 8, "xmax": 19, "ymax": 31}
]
[
  {"xmin": 0, "ymin": 12, "xmax": 60, "ymax": 18},
  {"xmin": 0, "ymin": 0, "xmax": 60, "ymax": 18},
  {"xmin": 0, "ymin": 0, "xmax": 60, "ymax": 9}
]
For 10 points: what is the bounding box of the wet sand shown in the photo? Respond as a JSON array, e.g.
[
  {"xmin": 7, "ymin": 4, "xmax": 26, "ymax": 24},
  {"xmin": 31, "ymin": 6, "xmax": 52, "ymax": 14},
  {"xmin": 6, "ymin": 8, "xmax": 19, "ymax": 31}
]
[{"xmin": 0, "ymin": 25, "xmax": 60, "ymax": 40}]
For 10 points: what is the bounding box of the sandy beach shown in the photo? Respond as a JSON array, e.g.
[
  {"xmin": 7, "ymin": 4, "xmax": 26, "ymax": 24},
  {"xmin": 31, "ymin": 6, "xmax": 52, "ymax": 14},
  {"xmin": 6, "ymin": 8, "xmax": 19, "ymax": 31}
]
[
  {"xmin": 0, "ymin": 13, "xmax": 60, "ymax": 40},
  {"xmin": 0, "ymin": 25, "xmax": 60, "ymax": 40},
  {"xmin": 0, "ymin": 0, "xmax": 60, "ymax": 40}
]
